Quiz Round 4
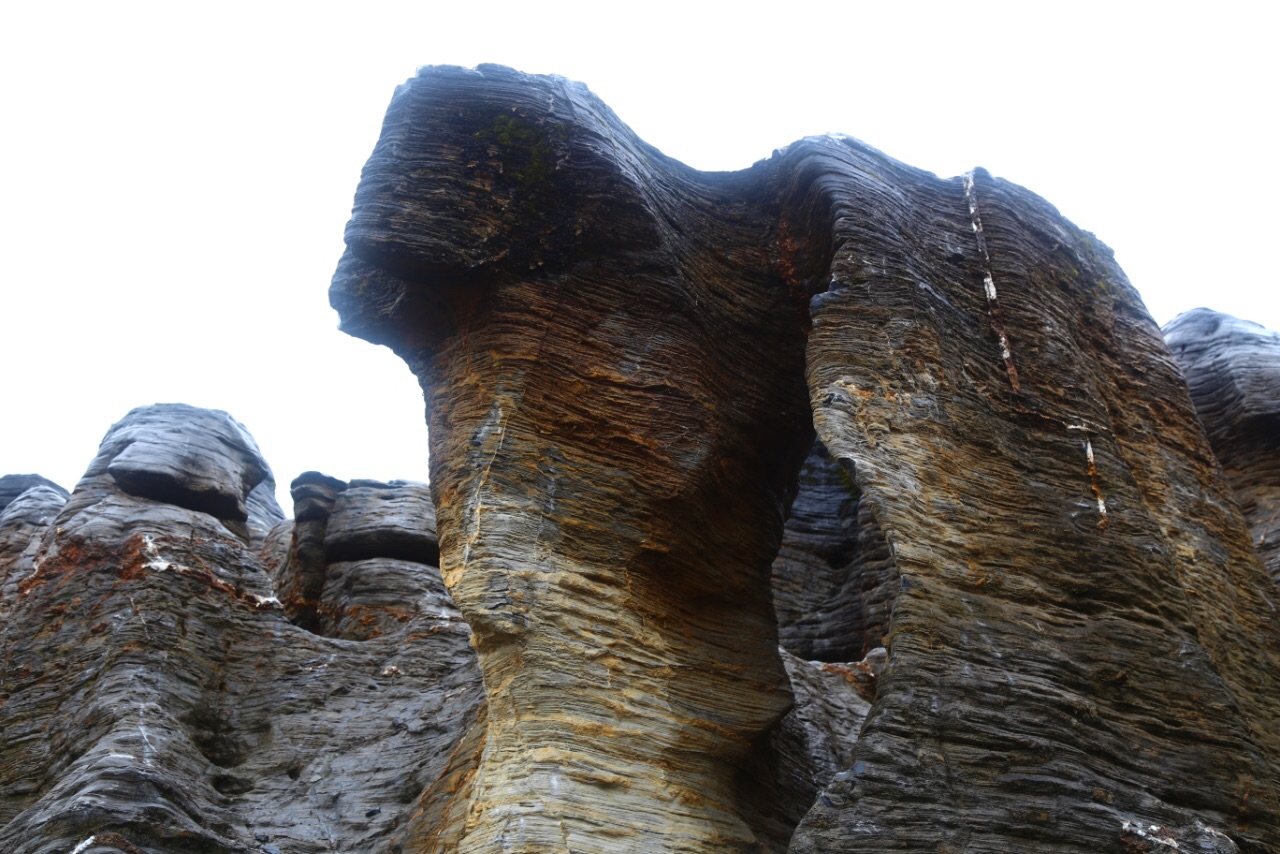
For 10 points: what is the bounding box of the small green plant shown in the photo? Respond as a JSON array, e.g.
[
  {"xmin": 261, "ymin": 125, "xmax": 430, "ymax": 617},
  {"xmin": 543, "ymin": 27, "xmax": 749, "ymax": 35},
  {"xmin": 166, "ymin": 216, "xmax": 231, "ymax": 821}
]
[{"xmin": 473, "ymin": 113, "xmax": 569, "ymax": 215}]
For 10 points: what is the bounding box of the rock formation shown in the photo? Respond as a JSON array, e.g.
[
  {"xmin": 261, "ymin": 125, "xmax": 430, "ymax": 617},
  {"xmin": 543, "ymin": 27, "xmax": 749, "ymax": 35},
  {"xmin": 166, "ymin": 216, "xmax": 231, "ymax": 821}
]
[
  {"xmin": 3, "ymin": 64, "xmax": 1280, "ymax": 853},
  {"xmin": 0, "ymin": 475, "xmax": 69, "ymax": 604},
  {"xmin": 331, "ymin": 64, "xmax": 1280, "ymax": 852},
  {"xmin": 0, "ymin": 405, "xmax": 482, "ymax": 852},
  {"xmin": 1166, "ymin": 308, "xmax": 1280, "ymax": 583}
]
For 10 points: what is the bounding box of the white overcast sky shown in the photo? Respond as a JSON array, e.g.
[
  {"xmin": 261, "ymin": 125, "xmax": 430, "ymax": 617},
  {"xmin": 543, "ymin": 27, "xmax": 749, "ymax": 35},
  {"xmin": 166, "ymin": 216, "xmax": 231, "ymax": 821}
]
[{"xmin": 2, "ymin": 2, "xmax": 1276, "ymax": 512}]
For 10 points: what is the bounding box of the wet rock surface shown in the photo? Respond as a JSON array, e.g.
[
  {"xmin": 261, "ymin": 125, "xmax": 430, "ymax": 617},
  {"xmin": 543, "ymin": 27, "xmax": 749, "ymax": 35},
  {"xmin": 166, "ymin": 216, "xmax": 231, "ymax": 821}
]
[{"xmin": 1166, "ymin": 308, "xmax": 1280, "ymax": 582}]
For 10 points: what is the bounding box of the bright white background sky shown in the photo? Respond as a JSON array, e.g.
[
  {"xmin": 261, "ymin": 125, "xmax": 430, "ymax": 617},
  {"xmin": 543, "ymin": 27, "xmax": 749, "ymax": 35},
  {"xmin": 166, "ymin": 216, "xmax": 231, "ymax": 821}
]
[{"xmin": 2, "ymin": 2, "xmax": 1276, "ymax": 512}]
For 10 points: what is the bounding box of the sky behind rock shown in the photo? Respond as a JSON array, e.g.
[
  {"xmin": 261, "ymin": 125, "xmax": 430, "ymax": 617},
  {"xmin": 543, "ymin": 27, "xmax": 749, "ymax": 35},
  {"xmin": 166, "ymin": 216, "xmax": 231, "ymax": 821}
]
[{"xmin": 2, "ymin": 1, "xmax": 1275, "ymax": 512}]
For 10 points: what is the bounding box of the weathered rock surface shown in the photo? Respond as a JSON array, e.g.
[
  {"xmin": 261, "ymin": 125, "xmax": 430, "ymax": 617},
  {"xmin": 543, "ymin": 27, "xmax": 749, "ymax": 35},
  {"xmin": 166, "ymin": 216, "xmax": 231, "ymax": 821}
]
[
  {"xmin": 773, "ymin": 440, "xmax": 898, "ymax": 662},
  {"xmin": 784, "ymin": 136, "xmax": 1280, "ymax": 854},
  {"xmin": 332, "ymin": 64, "xmax": 1280, "ymax": 852},
  {"xmin": 334, "ymin": 63, "xmax": 814, "ymax": 852},
  {"xmin": 0, "ymin": 405, "xmax": 482, "ymax": 853},
  {"xmin": 0, "ymin": 475, "xmax": 68, "ymax": 513},
  {"xmin": 1166, "ymin": 308, "xmax": 1280, "ymax": 582},
  {"xmin": 0, "ymin": 475, "xmax": 69, "ymax": 604},
  {"xmin": 6, "ymin": 65, "xmax": 1280, "ymax": 854}
]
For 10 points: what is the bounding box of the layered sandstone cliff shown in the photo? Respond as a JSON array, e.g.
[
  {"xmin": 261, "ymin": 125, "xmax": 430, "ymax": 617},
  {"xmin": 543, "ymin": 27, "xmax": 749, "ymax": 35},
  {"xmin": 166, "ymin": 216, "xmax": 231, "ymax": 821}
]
[
  {"xmin": 326, "ymin": 64, "xmax": 1280, "ymax": 852},
  {"xmin": 3, "ymin": 65, "xmax": 1280, "ymax": 853}
]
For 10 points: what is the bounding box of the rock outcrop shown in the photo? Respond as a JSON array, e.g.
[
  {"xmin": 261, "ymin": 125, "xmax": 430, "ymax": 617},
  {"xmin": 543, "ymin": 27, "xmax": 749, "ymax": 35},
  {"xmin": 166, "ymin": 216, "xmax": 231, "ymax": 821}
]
[
  {"xmin": 331, "ymin": 64, "xmax": 1280, "ymax": 852},
  {"xmin": 4, "ymin": 65, "xmax": 1280, "ymax": 854},
  {"xmin": 0, "ymin": 405, "xmax": 481, "ymax": 853},
  {"xmin": 1166, "ymin": 308, "xmax": 1280, "ymax": 582}
]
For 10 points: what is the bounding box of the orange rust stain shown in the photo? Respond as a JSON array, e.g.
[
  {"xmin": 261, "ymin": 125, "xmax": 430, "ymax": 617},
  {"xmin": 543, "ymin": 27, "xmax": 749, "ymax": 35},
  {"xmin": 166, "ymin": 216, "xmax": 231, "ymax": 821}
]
[{"xmin": 776, "ymin": 216, "xmax": 810, "ymax": 299}]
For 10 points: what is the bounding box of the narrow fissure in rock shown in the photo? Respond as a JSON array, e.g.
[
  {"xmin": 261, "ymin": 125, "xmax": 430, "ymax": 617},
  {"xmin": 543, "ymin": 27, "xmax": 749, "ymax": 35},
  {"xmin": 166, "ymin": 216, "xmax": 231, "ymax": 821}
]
[{"xmin": 774, "ymin": 438, "xmax": 899, "ymax": 663}]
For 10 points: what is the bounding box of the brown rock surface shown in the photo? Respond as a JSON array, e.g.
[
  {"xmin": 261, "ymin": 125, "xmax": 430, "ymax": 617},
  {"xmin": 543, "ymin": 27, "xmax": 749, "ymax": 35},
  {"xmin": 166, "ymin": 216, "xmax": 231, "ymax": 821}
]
[
  {"xmin": 1165, "ymin": 308, "xmax": 1280, "ymax": 581},
  {"xmin": 333, "ymin": 63, "xmax": 813, "ymax": 852},
  {"xmin": 332, "ymin": 64, "xmax": 1280, "ymax": 852},
  {"xmin": 786, "ymin": 139, "xmax": 1279, "ymax": 854}
]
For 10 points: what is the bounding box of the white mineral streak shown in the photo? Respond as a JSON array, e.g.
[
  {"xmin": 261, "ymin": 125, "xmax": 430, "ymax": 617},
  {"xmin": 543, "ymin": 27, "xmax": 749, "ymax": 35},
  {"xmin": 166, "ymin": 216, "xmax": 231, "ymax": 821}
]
[
  {"xmin": 69, "ymin": 837, "xmax": 97, "ymax": 854},
  {"xmin": 962, "ymin": 171, "xmax": 1016, "ymax": 376},
  {"xmin": 1120, "ymin": 820, "xmax": 1180, "ymax": 849},
  {"xmin": 142, "ymin": 534, "xmax": 168, "ymax": 571},
  {"xmin": 457, "ymin": 402, "xmax": 507, "ymax": 582},
  {"xmin": 1068, "ymin": 423, "xmax": 1108, "ymax": 521},
  {"xmin": 137, "ymin": 710, "xmax": 156, "ymax": 767},
  {"xmin": 1086, "ymin": 436, "xmax": 1108, "ymax": 518}
]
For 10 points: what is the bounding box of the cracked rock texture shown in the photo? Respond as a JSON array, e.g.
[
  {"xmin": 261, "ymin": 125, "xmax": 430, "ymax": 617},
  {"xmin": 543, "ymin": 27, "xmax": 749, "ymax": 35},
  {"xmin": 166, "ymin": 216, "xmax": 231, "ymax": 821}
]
[
  {"xmin": 1165, "ymin": 308, "xmax": 1280, "ymax": 582},
  {"xmin": 4, "ymin": 64, "xmax": 1280, "ymax": 854}
]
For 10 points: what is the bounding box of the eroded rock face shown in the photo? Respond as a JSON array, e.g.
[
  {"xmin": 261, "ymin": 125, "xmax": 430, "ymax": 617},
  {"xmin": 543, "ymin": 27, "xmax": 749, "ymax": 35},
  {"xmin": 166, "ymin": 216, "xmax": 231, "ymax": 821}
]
[
  {"xmin": 0, "ymin": 475, "xmax": 68, "ymax": 513},
  {"xmin": 333, "ymin": 65, "xmax": 813, "ymax": 851},
  {"xmin": 0, "ymin": 475, "xmax": 68, "ymax": 604},
  {"xmin": 773, "ymin": 440, "xmax": 898, "ymax": 662},
  {"xmin": 5, "ymin": 66, "xmax": 1280, "ymax": 854},
  {"xmin": 783, "ymin": 138, "xmax": 1280, "ymax": 854},
  {"xmin": 0, "ymin": 405, "xmax": 481, "ymax": 853},
  {"xmin": 332, "ymin": 64, "xmax": 1280, "ymax": 852},
  {"xmin": 1165, "ymin": 308, "xmax": 1280, "ymax": 582}
]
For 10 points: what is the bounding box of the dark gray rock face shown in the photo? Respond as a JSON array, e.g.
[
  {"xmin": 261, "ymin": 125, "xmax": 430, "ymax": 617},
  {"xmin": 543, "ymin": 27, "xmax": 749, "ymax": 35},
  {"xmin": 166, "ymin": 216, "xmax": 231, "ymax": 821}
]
[
  {"xmin": 320, "ymin": 480, "xmax": 451, "ymax": 640},
  {"xmin": 0, "ymin": 475, "xmax": 68, "ymax": 513},
  {"xmin": 773, "ymin": 440, "xmax": 898, "ymax": 662},
  {"xmin": 275, "ymin": 470, "xmax": 347, "ymax": 630},
  {"xmin": 1165, "ymin": 308, "xmax": 1280, "ymax": 581},
  {"xmin": 93, "ymin": 404, "xmax": 278, "ymax": 542},
  {"xmin": 0, "ymin": 405, "xmax": 481, "ymax": 853},
  {"xmin": 6, "ymin": 67, "xmax": 1280, "ymax": 854},
  {"xmin": 0, "ymin": 477, "xmax": 69, "ymax": 607}
]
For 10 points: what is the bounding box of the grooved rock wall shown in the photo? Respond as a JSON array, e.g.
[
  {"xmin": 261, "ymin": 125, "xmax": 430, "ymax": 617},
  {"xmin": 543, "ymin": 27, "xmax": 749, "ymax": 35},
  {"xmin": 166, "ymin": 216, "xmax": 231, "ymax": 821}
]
[
  {"xmin": 329, "ymin": 64, "xmax": 1280, "ymax": 852},
  {"xmin": 0, "ymin": 405, "xmax": 482, "ymax": 853},
  {"xmin": 1165, "ymin": 308, "xmax": 1280, "ymax": 582},
  {"xmin": 4, "ymin": 65, "xmax": 1280, "ymax": 854}
]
